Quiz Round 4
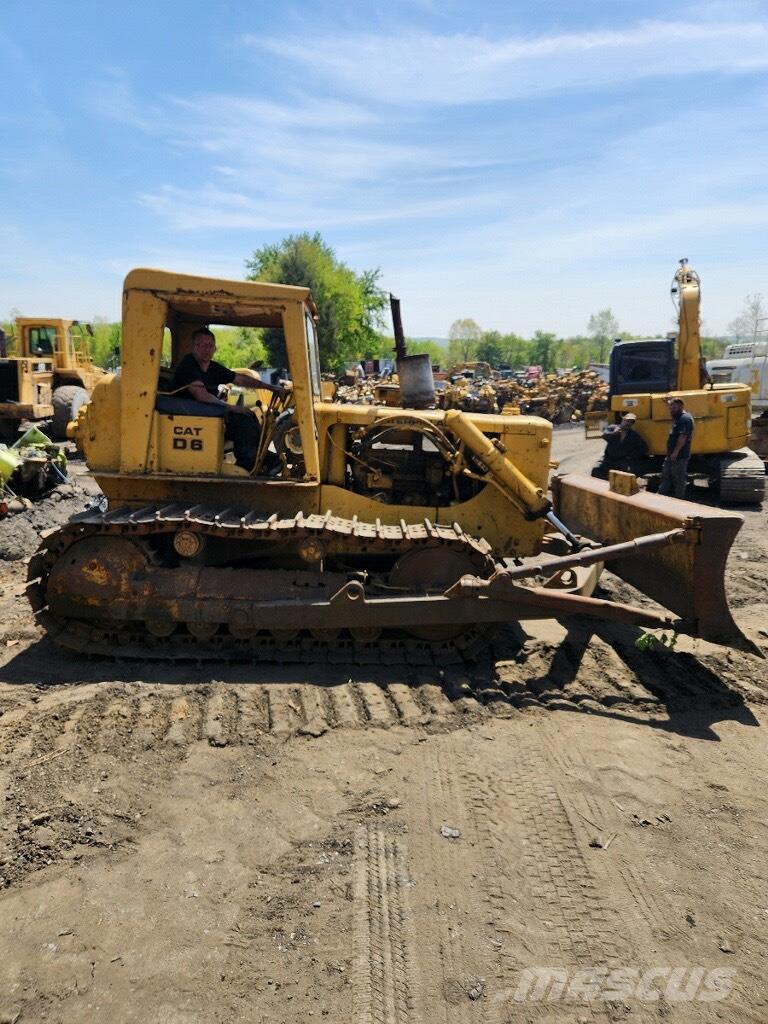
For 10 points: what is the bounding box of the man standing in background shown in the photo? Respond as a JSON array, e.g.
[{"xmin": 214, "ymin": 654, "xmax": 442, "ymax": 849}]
[{"xmin": 658, "ymin": 398, "xmax": 695, "ymax": 499}]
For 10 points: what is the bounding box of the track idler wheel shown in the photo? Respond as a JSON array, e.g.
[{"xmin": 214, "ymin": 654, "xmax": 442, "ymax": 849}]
[
  {"xmin": 388, "ymin": 545, "xmax": 491, "ymax": 641},
  {"xmin": 46, "ymin": 535, "xmax": 149, "ymax": 621},
  {"xmin": 146, "ymin": 616, "xmax": 176, "ymax": 638}
]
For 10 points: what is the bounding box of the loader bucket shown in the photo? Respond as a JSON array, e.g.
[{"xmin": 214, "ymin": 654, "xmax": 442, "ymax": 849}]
[{"xmin": 551, "ymin": 474, "xmax": 757, "ymax": 653}]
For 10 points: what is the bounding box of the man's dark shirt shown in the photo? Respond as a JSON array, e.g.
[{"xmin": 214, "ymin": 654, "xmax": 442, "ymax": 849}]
[
  {"xmin": 172, "ymin": 353, "xmax": 236, "ymax": 400},
  {"xmin": 600, "ymin": 426, "xmax": 648, "ymax": 469},
  {"xmin": 667, "ymin": 411, "xmax": 694, "ymax": 459}
]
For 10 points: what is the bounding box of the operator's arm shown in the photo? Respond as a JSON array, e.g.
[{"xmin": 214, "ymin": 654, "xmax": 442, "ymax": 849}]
[
  {"xmin": 232, "ymin": 371, "xmax": 288, "ymax": 395},
  {"xmin": 184, "ymin": 380, "xmax": 254, "ymax": 416},
  {"xmin": 185, "ymin": 380, "xmax": 228, "ymax": 407},
  {"xmin": 191, "ymin": 380, "xmax": 257, "ymax": 415}
]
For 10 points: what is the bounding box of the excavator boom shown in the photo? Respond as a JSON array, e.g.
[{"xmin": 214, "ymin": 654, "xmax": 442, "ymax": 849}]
[{"xmin": 674, "ymin": 259, "xmax": 703, "ymax": 392}]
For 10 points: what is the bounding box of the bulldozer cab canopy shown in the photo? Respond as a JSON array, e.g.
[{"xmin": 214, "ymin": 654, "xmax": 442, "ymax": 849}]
[
  {"xmin": 123, "ymin": 268, "xmax": 317, "ymax": 364},
  {"xmin": 119, "ymin": 268, "xmax": 321, "ymax": 477}
]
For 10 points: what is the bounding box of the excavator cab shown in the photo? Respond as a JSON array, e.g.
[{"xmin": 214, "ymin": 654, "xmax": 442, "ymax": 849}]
[{"xmin": 609, "ymin": 338, "xmax": 676, "ymax": 398}]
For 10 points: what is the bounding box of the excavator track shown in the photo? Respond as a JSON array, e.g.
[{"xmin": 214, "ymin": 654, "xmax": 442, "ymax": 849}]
[
  {"xmin": 27, "ymin": 503, "xmax": 498, "ymax": 665},
  {"xmin": 717, "ymin": 447, "xmax": 766, "ymax": 505}
]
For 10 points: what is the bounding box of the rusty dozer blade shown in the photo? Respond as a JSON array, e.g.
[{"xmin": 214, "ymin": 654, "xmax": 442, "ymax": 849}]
[{"xmin": 551, "ymin": 473, "xmax": 759, "ymax": 655}]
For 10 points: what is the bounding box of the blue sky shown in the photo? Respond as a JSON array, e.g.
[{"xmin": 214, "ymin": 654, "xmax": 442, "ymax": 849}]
[{"xmin": 2, "ymin": 0, "xmax": 768, "ymax": 338}]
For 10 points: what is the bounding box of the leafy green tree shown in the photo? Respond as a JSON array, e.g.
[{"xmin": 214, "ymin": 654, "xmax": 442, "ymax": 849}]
[
  {"xmin": 245, "ymin": 232, "xmax": 387, "ymax": 371},
  {"xmin": 213, "ymin": 327, "xmax": 266, "ymax": 369},
  {"xmin": 558, "ymin": 334, "xmax": 603, "ymax": 369},
  {"xmin": 447, "ymin": 318, "xmax": 482, "ymax": 364},
  {"xmin": 88, "ymin": 319, "xmax": 122, "ymax": 369},
  {"xmin": 357, "ymin": 333, "xmax": 395, "ymax": 362},
  {"xmin": 1, "ymin": 316, "xmax": 16, "ymax": 355},
  {"xmin": 356, "ymin": 335, "xmax": 445, "ymax": 368},
  {"xmin": 407, "ymin": 338, "xmax": 445, "ymax": 367},
  {"xmin": 476, "ymin": 330, "xmax": 505, "ymax": 367},
  {"xmin": 700, "ymin": 336, "xmax": 728, "ymax": 359},
  {"xmin": 529, "ymin": 331, "xmax": 560, "ymax": 373},
  {"xmin": 587, "ymin": 308, "xmax": 620, "ymax": 362},
  {"xmin": 501, "ymin": 333, "xmax": 532, "ymax": 369}
]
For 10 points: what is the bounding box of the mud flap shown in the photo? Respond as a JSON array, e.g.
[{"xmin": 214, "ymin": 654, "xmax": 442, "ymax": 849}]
[{"xmin": 552, "ymin": 473, "xmax": 759, "ymax": 654}]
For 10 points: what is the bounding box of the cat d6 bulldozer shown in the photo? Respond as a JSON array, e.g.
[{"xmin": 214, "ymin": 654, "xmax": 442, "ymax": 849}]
[{"xmin": 26, "ymin": 269, "xmax": 757, "ymax": 661}]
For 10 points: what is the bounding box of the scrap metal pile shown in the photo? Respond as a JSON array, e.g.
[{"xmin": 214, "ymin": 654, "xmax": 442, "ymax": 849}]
[
  {"xmin": 335, "ymin": 367, "xmax": 609, "ymax": 423},
  {"xmin": 492, "ymin": 369, "xmax": 609, "ymax": 423},
  {"xmin": 0, "ymin": 427, "xmax": 68, "ymax": 517}
]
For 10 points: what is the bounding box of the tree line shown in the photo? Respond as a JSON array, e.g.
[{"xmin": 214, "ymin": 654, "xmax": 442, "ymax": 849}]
[{"xmin": 3, "ymin": 233, "xmax": 761, "ymax": 372}]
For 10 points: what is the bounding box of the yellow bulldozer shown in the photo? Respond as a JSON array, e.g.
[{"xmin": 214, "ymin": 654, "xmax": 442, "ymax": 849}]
[
  {"xmin": 26, "ymin": 268, "xmax": 757, "ymax": 660},
  {"xmin": 0, "ymin": 317, "xmax": 105, "ymax": 440},
  {"xmin": 607, "ymin": 260, "xmax": 765, "ymax": 504}
]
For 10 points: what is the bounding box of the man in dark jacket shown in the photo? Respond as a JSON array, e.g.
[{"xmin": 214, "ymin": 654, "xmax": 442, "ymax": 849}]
[
  {"xmin": 658, "ymin": 398, "xmax": 694, "ymax": 499},
  {"xmin": 591, "ymin": 412, "xmax": 648, "ymax": 479},
  {"xmin": 172, "ymin": 327, "xmax": 286, "ymax": 471}
]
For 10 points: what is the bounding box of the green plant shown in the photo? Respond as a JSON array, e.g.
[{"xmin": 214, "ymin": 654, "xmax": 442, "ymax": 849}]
[{"xmin": 635, "ymin": 630, "xmax": 678, "ymax": 651}]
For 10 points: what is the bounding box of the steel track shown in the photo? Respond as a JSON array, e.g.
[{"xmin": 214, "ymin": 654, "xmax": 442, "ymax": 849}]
[
  {"xmin": 27, "ymin": 502, "xmax": 498, "ymax": 664},
  {"xmin": 718, "ymin": 448, "xmax": 766, "ymax": 505}
]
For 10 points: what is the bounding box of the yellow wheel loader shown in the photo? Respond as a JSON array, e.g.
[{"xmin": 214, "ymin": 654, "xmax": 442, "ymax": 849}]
[
  {"xmin": 0, "ymin": 318, "xmax": 104, "ymax": 440},
  {"xmin": 608, "ymin": 260, "xmax": 765, "ymax": 505},
  {"xmin": 26, "ymin": 269, "xmax": 758, "ymax": 661}
]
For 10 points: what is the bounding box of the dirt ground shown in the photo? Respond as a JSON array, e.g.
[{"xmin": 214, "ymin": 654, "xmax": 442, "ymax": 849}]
[{"xmin": 0, "ymin": 431, "xmax": 767, "ymax": 1024}]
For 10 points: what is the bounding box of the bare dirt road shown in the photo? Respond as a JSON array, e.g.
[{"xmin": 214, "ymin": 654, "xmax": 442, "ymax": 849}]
[{"xmin": 0, "ymin": 431, "xmax": 766, "ymax": 1023}]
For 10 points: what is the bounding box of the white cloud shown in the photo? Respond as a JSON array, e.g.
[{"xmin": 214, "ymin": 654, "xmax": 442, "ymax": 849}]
[
  {"xmin": 170, "ymin": 94, "xmax": 379, "ymax": 131},
  {"xmin": 251, "ymin": 17, "xmax": 768, "ymax": 103},
  {"xmin": 92, "ymin": 76, "xmax": 500, "ymax": 228},
  {"xmin": 79, "ymin": 14, "xmax": 768, "ymax": 336},
  {"xmin": 139, "ymin": 182, "xmax": 500, "ymax": 231}
]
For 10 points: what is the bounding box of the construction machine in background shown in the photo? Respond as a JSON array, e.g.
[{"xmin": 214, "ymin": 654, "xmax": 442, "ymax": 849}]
[
  {"xmin": 26, "ymin": 268, "xmax": 759, "ymax": 662},
  {"xmin": 448, "ymin": 361, "xmax": 494, "ymax": 381},
  {"xmin": 0, "ymin": 318, "xmax": 104, "ymax": 441},
  {"xmin": 607, "ymin": 261, "xmax": 765, "ymax": 505},
  {"xmin": 708, "ymin": 340, "xmax": 768, "ymax": 466}
]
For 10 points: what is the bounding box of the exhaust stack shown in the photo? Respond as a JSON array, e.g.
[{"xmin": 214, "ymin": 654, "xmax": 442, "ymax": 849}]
[{"xmin": 390, "ymin": 293, "xmax": 435, "ymax": 409}]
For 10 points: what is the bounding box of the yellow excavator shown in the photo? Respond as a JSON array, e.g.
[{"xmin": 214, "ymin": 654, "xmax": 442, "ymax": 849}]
[
  {"xmin": 26, "ymin": 268, "xmax": 758, "ymax": 661},
  {"xmin": 608, "ymin": 260, "xmax": 765, "ymax": 504}
]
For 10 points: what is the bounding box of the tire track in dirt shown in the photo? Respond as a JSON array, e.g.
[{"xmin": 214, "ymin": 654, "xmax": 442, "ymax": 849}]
[
  {"xmin": 353, "ymin": 823, "xmax": 418, "ymax": 1024},
  {"xmin": 404, "ymin": 742, "xmax": 491, "ymax": 1023},
  {"xmin": 415, "ymin": 731, "xmax": 661, "ymax": 1023},
  {"xmin": 0, "ymin": 653, "xmax": 758, "ymax": 762}
]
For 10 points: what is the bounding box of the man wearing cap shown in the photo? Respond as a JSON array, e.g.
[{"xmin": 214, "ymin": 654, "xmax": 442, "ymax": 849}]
[
  {"xmin": 591, "ymin": 412, "xmax": 649, "ymax": 479},
  {"xmin": 658, "ymin": 398, "xmax": 694, "ymax": 499}
]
